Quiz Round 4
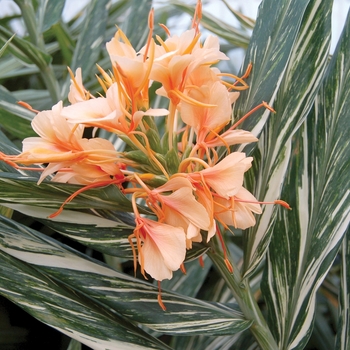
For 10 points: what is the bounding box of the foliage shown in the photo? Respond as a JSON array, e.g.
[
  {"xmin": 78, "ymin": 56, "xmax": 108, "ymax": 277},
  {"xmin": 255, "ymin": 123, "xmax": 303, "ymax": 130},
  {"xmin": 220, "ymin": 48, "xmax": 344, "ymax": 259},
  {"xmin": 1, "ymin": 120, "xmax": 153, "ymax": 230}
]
[{"xmin": 0, "ymin": 0, "xmax": 349, "ymax": 349}]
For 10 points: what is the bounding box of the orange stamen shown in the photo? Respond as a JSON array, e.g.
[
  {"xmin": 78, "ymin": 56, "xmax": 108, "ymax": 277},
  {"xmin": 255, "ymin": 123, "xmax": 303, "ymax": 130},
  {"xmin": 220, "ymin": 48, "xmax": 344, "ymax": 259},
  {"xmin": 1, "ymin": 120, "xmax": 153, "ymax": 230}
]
[
  {"xmin": 274, "ymin": 200, "xmax": 292, "ymax": 210},
  {"xmin": 48, "ymin": 178, "xmax": 124, "ymax": 219},
  {"xmin": 180, "ymin": 263, "xmax": 186, "ymax": 274},
  {"xmin": 192, "ymin": 0, "xmax": 202, "ymax": 34},
  {"xmin": 215, "ymin": 224, "xmax": 233, "ymax": 274},
  {"xmin": 157, "ymin": 281, "xmax": 166, "ymax": 311},
  {"xmin": 231, "ymin": 101, "xmax": 275, "ymax": 130},
  {"xmin": 17, "ymin": 101, "xmax": 39, "ymax": 114},
  {"xmin": 241, "ymin": 62, "xmax": 253, "ymax": 80},
  {"xmin": 159, "ymin": 23, "xmax": 171, "ymax": 37},
  {"xmin": 199, "ymin": 255, "xmax": 204, "ymax": 268},
  {"xmin": 234, "ymin": 197, "xmax": 291, "ymax": 210},
  {"xmin": 143, "ymin": 8, "xmax": 154, "ymax": 62}
]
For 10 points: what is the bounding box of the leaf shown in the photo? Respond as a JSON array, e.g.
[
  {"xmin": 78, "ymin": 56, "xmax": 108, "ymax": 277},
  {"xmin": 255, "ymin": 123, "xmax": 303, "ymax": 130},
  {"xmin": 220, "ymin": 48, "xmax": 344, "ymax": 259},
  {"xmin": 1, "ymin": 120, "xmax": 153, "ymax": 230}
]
[
  {"xmin": 0, "ymin": 99, "xmax": 36, "ymax": 139},
  {"xmin": 69, "ymin": 0, "xmax": 109, "ymax": 80},
  {"xmin": 5, "ymin": 203, "xmax": 135, "ymax": 258},
  {"xmin": 171, "ymin": 1, "xmax": 250, "ymax": 49},
  {"xmin": 261, "ymin": 7, "xmax": 350, "ymax": 349},
  {"xmin": 37, "ymin": 0, "xmax": 65, "ymax": 32},
  {"xmin": 222, "ymin": 0, "xmax": 255, "ymax": 30},
  {"xmin": 0, "ymin": 249, "xmax": 168, "ymax": 350},
  {"xmin": 0, "ymin": 25, "xmax": 52, "ymax": 67},
  {"xmin": 0, "ymin": 172, "xmax": 137, "ymax": 212},
  {"xmin": 0, "ymin": 215, "xmax": 253, "ymax": 337},
  {"xmin": 335, "ymin": 226, "xmax": 350, "ymax": 350},
  {"xmin": 0, "ymin": 33, "xmax": 15, "ymax": 57},
  {"xmin": 159, "ymin": 255, "xmax": 212, "ymax": 297},
  {"xmin": 234, "ymin": 0, "xmax": 312, "ymax": 134},
  {"xmin": 242, "ymin": 0, "xmax": 333, "ymax": 278},
  {"xmin": 121, "ymin": 0, "xmax": 152, "ymax": 51}
]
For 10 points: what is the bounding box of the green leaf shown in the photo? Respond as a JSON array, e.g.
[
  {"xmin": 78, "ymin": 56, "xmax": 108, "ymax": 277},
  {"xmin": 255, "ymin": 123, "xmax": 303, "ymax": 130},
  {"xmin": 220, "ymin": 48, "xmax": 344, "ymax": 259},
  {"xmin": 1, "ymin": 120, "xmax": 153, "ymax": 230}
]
[
  {"xmin": 335, "ymin": 227, "xmax": 350, "ymax": 350},
  {"xmin": 121, "ymin": 0, "xmax": 152, "ymax": 51},
  {"xmin": 5, "ymin": 203, "xmax": 135, "ymax": 258},
  {"xmin": 0, "ymin": 215, "xmax": 253, "ymax": 337},
  {"xmin": 242, "ymin": 0, "xmax": 333, "ymax": 278},
  {"xmin": 0, "ymin": 33, "xmax": 15, "ymax": 57},
  {"xmin": 222, "ymin": 0, "xmax": 255, "ymax": 30},
  {"xmin": 37, "ymin": 0, "xmax": 65, "ymax": 32},
  {"xmin": 0, "ymin": 248, "xmax": 168, "ymax": 349},
  {"xmin": 0, "ymin": 99, "xmax": 36, "ymax": 139},
  {"xmin": 261, "ymin": 7, "xmax": 350, "ymax": 349},
  {"xmin": 69, "ymin": 0, "xmax": 109, "ymax": 80},
  {"xmin": 234, "ymin": 0, "xmax": 312, "ymax": 134},
  {"xmin": 0, "ymin": 25, "xmax": 52, "ymax": 67},
  {"xmin": 50, "ymin": 22, "xmax": 74, "ymax": 65},
  {"xmin": 159, "ymin": 255, "xmax": 212, "ymax": 297},
  {"xmin": 0, "ymin": 173, "xmax": 134, "ymax": 212},
  {"xmin": 171, "ymin": 1, "xmax": 250, "ymax": 49}
]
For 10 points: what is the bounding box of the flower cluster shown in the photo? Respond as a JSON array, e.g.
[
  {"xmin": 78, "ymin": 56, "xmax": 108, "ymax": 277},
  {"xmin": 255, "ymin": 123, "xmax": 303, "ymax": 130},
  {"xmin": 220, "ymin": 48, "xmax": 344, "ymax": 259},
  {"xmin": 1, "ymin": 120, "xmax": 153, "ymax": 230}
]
[{"xmin": 1, "ymin": 2, "xmax": 288, "ymax": 294}]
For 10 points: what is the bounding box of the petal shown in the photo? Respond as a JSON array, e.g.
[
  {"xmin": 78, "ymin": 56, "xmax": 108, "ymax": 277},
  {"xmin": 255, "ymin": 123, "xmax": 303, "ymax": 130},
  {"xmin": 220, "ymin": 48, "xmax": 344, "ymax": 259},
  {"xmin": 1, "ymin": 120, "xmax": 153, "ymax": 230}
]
[
  {"xmin": 193, "ymin": 152, "xmax": 253, "ymax": 198},
  {"xmin": 153, "ymin": 177, "xmax": 194, "ymax": 193},
  {"xmin": 161, "ymin": 187, "xmax": 210, "ymax": 230},
  {"xmin": 206, "ymin": 130, "xmax": 258, "ymax": 148},
  {"xmin": 141, "ymin": 218, "xmax": 186, "ymax": 280}
]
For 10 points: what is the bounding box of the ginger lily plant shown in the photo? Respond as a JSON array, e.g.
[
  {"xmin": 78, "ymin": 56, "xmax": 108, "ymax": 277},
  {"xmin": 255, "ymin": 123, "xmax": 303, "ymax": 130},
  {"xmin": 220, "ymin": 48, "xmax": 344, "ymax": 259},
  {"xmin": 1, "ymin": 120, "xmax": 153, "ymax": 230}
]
[{"xmin": 0, "ymin": 0, "xmax": 349, "ymax": 349}]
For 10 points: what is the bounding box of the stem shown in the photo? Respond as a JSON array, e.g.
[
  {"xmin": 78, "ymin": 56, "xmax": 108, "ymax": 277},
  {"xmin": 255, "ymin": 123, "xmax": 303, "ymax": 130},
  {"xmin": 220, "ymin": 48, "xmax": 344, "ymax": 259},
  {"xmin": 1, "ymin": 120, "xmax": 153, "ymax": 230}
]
[
  {"xmin": 207, "ymin": 248, "xmax": 278, "ymax": 350},
  {"xmin": 15, "ymin": 0, "xmax": 61, "ymax": 103},
  {"xmin": 167, "ymin": 101, "xmax": 177, "ymax": 151}
]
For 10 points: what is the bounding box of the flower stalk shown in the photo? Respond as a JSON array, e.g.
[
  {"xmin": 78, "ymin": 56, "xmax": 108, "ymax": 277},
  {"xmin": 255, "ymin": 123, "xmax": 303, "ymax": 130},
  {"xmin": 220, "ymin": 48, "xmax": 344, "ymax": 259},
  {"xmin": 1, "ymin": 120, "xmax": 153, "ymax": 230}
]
[{"xmin": 207, "ymin": 246, "xmax": 279, "ymax": 350}]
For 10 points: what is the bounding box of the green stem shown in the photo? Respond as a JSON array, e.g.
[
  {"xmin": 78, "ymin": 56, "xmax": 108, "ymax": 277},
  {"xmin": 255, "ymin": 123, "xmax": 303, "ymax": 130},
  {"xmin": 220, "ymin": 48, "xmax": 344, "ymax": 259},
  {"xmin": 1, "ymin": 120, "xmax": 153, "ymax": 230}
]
[
  {"xmin": 208, "ymin": 249, "xmax": 278, "ymax": 350},
  {"xmin": 14, "ymin": 0, "xmax": 61, "ymax": 103}
]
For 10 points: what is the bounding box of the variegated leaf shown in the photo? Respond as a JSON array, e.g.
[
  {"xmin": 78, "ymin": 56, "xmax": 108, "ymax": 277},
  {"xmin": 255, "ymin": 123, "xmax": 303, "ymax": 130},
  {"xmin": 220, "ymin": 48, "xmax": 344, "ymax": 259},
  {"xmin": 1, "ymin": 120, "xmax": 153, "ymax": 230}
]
[
  {"xmin": 0, "ymin": 247, "xmax": 168, "ymax": 349},
  {"xmin": 69, "ymin": 0, "xmax": 109, "ymax": 81},
  {"xmin": 0, "ymin": 25, "xmax": 52, "ymax": 66},
  {"xmin": 170, "ymin": 1, "xmax": 250, "ymax": 48},
  {"xmin": 0, "ymin": 172, "xmax": 135, "ymax": 212},
  {"xmin": 234, "ymin": 0, "xmax": 312, "ymax": 134},
  {"xmin": 121, "ymin": 0, "xmax": 152, "ymax": 51},
  {"xmin": 335, "ymin": 226, "xmax": 350, "ymax": 349},
  {"xmin": 242, "ymin": 0, "xmax": 333, "ymax": 278},
  {"xmin": 261, "ymin": 8, "xmax": 350, "ymax": 349},
  {"xmin": 0, "ymin": 215, "xmax": 253, "ymax": 336},
  {"xmin": 4, "ymin": 204, "xmax": 135, "ymax": 258}
]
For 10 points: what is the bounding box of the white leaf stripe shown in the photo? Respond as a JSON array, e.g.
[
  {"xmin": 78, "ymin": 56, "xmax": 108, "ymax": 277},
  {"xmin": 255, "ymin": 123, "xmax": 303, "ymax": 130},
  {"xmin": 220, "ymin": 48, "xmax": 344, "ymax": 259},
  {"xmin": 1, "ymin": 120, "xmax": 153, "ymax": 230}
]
[
  {"xmin": 335, "ymin": 227, "xmax": 350, "ymax": 349},
  {"xmin": 234, "ymin": 0, "xmax": 313, "ymax": 134},
  {"xmin": 0, "ymin": 250, "xmax": 166, "ymax": 350},
  {"xmin": 262, "ymin": 6, "xmax": 350, "ymax": 349},
  {"xmin": 242, "ymin": 0, "xmax": 333, "ymax": 279},
  {"xmin": 0, "ymin": 215, "xmax": 252, "ymax": 336}
]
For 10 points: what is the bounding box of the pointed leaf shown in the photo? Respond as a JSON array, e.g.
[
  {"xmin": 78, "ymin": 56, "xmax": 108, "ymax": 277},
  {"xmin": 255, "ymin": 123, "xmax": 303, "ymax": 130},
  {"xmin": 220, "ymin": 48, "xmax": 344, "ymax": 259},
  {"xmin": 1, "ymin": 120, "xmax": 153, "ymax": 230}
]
[
  {"xmin": 0, "ymin": 173, "xmax": 134, "ymax": 212},
  {"xmin": 0, "ymin": 99, "xmax": 36, "ymax": 139},
  {"xmin": 37, "ymin": 0, "xmax": 65, "ymax": 32},
  {"xmin": 5, "ymin": 203, "xmax": 135, "ymax": 258},
  {"xmin": 234, "ymin": 0, "xmax": 312, "ymax": 134},
  {"xmin": 0, "ymin": 215, "xmax": 252, "ymax": 336},
  {"xmin": 0, "ymin": 246, "xmax": 168, "ymax": 349},
  {"xmin": 70, "ymin": 0, "xmax": 109, "ymax": 80},
  {"xmin": 261, "ymin": 8, "xmax": 350, "ymax": 349},
  {"xmin": 121, "ymin": 0, "xmax": 152, "ymax": 51},
  {"xmin": 242, "ymin": 0, "xmax": 333, "ymax": 278},
  {"xmin": 335, "ymin": 227, "xmax": 350, "ymax": 350},
  {"xmin": 0, "ymin": 25, "xmax": 52, "ymax": 67}
]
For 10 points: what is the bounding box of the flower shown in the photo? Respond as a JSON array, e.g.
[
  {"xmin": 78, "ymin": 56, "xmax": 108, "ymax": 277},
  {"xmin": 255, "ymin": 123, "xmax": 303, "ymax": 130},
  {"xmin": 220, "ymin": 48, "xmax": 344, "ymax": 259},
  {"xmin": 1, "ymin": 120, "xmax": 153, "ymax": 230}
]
[
  {"xmin": 188, "ymin": 152, "xmax": 253, "ymax": 198},
  {"xmin": 62, "ymin": 83, "xmax": 126, "ymax": 133},
  {"xmin": 10, "ymin": 101, "xmax": 124, "ymax": 185},
  {"xmin": 214, "ymin": 187, "xmax": 262, "ymax": 230},
  {"xmin": 68, "ymin": 67, "xmax": 90, "ymax": 104},
  {"xmin": 133, "ymin": 217, "xmax": 186, "ymax": 280}
]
